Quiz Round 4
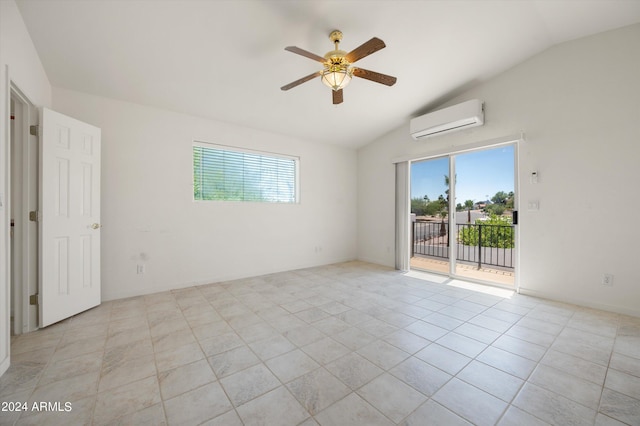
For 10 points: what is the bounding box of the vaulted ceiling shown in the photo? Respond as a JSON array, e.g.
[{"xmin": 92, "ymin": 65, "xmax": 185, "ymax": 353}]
[{"xmin": 16, "ymin": 0, "xmax": 640, "ymax": 148}]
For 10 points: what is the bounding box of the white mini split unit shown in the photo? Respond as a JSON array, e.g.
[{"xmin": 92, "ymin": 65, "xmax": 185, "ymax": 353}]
[{"xmin": 410, "ymin": 99, "xmax": 484, "ymax": 140}]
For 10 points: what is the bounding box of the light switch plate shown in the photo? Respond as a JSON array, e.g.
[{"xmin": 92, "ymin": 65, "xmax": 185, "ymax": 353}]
[{"xmin": 530, "ymin": 171, "xmax": 538, "ymax": 184}]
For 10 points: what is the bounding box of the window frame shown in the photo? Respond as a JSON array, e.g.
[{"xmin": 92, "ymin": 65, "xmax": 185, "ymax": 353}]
[{"xmin": 192, "ymin": 141, "xmax": 300, "ymax": 204}]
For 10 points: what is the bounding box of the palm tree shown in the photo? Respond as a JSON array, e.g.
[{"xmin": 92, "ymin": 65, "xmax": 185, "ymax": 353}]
[
  {"xmin": 439, "ymin": 174, "xmax": 450, "ymax": 237},
  {"xmin": 464, "ymin": 199, "xmax": 474, "ymax": 223}
]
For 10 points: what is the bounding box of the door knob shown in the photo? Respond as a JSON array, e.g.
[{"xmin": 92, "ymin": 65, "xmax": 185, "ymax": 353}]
[{"xmin": 91, "ymin": 223, "xmax": 101, "ymax": 229}]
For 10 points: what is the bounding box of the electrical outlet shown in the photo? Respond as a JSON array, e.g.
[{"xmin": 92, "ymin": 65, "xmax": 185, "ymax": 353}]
[{"xmin": 602, "ymin": 273, "xmax": 614, "ymax": 286}]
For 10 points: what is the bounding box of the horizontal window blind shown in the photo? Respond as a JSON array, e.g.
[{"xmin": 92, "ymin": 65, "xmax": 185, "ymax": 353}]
[{"xmin": 193, "ymin": 144, "xmax": 298, "ymax": 203}]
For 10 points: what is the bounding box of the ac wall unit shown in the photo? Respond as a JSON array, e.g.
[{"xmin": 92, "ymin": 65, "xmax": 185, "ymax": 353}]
[{"xmin": 410, "ymin": 99, "xmax": 484, "ymax": 140}]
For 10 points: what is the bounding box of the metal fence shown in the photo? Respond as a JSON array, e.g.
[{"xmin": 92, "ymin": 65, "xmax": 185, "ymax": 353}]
[{"xmin": 412, "ymin": 221, "xmax": 514, "ymax": 269}]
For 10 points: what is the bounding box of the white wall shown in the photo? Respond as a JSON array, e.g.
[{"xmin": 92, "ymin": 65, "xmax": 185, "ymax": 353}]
[
  {"xmin": 52, "ymin": 88, "xmax": 357, "ymax": 301},
  {"xmin": 358, "ymin": 23, "xmax": 640, "ymax": 316},
  {"xmin": 0, "ymin": 0, "xmax": 52, "ymax": 375}
]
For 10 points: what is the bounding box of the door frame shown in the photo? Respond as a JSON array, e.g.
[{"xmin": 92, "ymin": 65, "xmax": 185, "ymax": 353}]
[
  {"xmin": 405, "ymin": 134, "xmax": 522, "ymax": 291},
  {"xmin": 9, "ymin": 82, "xmax": 39, "ymax": 335}
]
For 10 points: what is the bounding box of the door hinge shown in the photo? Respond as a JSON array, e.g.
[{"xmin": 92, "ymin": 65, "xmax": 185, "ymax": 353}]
[
  {"xmin": 29, "ymin": 210, "xmax": 40, "ymax": 222},
  {"xmin": 29, "ymin": 294, "xmax": 39, "ymax": 306},
  {"xmin": 29, "ymin": 125, "xmax": 39, "ymax": 136}
]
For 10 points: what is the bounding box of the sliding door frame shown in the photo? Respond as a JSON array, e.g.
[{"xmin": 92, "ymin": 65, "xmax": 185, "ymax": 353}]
[{"xmin": 400, "ymin": 134, "xmax": 522, "ymax": 291}]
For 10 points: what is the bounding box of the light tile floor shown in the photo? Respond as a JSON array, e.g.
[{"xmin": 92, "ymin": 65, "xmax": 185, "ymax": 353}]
[{"xmin": 1, "ymin": 261, "xmax": 639, "ymax": 425}]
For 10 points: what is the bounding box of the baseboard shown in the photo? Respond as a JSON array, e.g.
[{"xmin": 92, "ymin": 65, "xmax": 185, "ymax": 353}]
[
  {"xmin": 356, "ymin": 255, "xmax": 394, "ymax": 269},
  {"xmin": 102, "ymin": 256, "xmax": 358, "ymax": 302},
  {"xmin": 518, "ymin": 287, "xmax": 640, "ymax": 318}
]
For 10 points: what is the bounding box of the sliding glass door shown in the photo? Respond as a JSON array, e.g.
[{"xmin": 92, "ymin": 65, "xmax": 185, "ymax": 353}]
[
  {"xmin": 452, "ymin": 146, "xmax": 516, "ymax": 286},
  {"xmin": 410, "ymin": 156, "xmax": 451, "ymax": 274},
  {"xmin": 410, "ymin": 144, "xmax": 516, "ymax": 287}
]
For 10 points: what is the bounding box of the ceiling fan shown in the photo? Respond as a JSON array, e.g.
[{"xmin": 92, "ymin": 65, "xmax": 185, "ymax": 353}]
[{"xmin": 281, "ymin": 30, "xmax": 397, "ymax": 105}]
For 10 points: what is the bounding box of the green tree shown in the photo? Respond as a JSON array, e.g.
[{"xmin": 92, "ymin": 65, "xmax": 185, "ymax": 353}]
[
  {"xmin": 506, "ymin": 191, "xmax": 514, "ymax": 209},
  {"xmin": 424, "ymin": 201, "xmax": 443, "ymax": 216},
  {"xmin": 436, "ymin": 174, "xmax": 457, "ymax": 236},
  {"xmin": 437, "ymin": 192, "xmax": 447, "ymax": 236},
  {"xmin": 437, "ymin": 194, "xmax": 447, "ymax": 217},
  {"xmin": 491, "ymin": 191, "xmax": 509, "ymax": 205},
  {"xmin": 464, "ymin": 200, "xmax": 474, "ymax": 210},
  {"xmin": 464, "ymin": 199, "xmax": 474, "ymax": 223},
  {"xmin": 485, "ymin": 204, "xmax": 505, "ymax": 216},
  {"xmin": 411, "ymin": 197, "xmax": 428, "ymax": 216}
]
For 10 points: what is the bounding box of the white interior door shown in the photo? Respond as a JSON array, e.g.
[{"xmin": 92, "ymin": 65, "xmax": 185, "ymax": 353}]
[{"xmin": 39, "ymin": 108, "xmax": 101, "ymax": 327}]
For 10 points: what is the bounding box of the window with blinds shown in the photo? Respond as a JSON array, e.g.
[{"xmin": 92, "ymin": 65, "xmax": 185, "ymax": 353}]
[{"xmin": 193, "ymin": 143, "xmax": 298, "ymax": 203}]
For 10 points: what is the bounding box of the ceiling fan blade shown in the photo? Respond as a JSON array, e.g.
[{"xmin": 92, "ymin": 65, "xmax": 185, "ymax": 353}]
[
  {"xmin": 285, "ymin": 46, "xmax": 326, "ymax": 63},
  {"xmin": 281, "ymin": 71, "xmax": 322, "ymax": 91},
  {"xmin": 332, "ymin": 89, "xmax": 343, "ymax": 105},
  {"xmin": 345, "ymin": 37, "xmax": 386, "ymax": 63},
  {"xmin": 352, "ymin": 68, "xmax": 397, "ymax": 86}
]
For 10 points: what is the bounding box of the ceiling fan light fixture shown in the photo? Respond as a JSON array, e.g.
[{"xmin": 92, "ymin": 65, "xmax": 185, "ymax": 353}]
[
  {"xmin": 281, "ymin": 30, "xmax": 396, "ymax": 103},
  {"xmin": 321, "ymin": 67, "xmax": 353, "ymax": 91}
]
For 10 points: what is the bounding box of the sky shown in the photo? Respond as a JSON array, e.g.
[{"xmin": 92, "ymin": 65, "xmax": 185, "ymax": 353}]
[{"xmin": 410, "ymin": 145, "xmax": 514, "ymax": 204}]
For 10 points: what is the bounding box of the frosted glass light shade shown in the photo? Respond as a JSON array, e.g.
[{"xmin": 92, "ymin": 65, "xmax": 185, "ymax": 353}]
[{"xmin": 321, "ymin": 69, "xmax": 352, "ymax": 91}]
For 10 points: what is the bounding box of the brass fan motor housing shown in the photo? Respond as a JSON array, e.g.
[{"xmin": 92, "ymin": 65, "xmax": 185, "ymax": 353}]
[
  {"xmin": 324, "ymin": 55, "xmax": 350, "ymax": 72},
  {"xmin": 324, "ymin": 30, "xmax": 351, "ymax": 73}
]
